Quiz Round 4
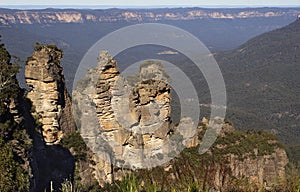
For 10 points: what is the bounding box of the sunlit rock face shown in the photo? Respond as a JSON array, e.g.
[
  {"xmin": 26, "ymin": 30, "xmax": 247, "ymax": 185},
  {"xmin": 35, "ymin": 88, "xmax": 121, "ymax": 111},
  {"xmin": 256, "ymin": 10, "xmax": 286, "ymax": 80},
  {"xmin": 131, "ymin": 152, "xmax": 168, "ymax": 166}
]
[
  {"xmin": 73, "ymin": 51, "xmax": 180, "ymax": 184},
  {"xmin": 25, "ymin": 44, "xmax": 75, "ymax": 144}
]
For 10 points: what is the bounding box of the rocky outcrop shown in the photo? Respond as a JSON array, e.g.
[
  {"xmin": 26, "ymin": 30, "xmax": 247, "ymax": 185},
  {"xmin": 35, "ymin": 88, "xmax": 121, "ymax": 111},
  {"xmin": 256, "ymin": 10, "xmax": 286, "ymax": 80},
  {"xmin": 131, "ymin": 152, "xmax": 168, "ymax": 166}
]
[
  {"xmin": 95, "ymin": 54, "xmax": 174, "ymax": 166},
  {"xmin": 25, "ymin": 44, "xmax": 75, "ymax": 145},
  {"xmin": 93, "ymin": 53, "xmax": 172, "ymax": 145},
  {"xmin": 23, "ymin": 44, "xmax": 76, "ymax": 191},
  {"xmin": 73, "ymin": 51, "xmax": 179, "ymax": 185}
]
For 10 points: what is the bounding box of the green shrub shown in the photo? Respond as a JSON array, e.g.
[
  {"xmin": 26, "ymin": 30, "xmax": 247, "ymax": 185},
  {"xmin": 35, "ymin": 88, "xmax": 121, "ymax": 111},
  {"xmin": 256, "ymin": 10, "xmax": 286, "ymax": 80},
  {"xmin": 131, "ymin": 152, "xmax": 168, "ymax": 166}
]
[
  {"xmin": 0, "ymin": 138, "xmax": 30, "ymax": 192},
  {"xmin": 116, "ymin": 173, "xmax": 139, "ymax": 192},
  {"xmin": 62, "ymin": 131, "xmax": 88, "ymax": 161}
]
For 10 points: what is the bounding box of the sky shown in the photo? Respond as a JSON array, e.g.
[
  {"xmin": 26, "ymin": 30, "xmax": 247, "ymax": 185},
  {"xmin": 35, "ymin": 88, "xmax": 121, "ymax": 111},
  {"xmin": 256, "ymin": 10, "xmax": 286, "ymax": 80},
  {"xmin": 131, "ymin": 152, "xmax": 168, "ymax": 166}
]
[{"xmin": 1, "ymin": 0, "xmax": 300, "ymax": 8}]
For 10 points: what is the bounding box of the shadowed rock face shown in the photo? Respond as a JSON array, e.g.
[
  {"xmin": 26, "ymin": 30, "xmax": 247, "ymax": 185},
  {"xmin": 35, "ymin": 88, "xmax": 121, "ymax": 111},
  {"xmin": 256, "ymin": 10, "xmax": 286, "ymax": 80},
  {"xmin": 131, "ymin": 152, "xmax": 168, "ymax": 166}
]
[{"xmin": 25, "ymin": 44, "xmax": 75, "ymax": 144}]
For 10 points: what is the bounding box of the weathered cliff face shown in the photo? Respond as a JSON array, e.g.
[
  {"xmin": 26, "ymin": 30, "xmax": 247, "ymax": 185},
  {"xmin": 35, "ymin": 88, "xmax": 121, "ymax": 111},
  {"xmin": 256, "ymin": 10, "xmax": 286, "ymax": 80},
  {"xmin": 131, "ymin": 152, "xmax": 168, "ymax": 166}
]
[
  {"xmin": 96, "ymin": 52, "xmax": 173, "ymax": 170},
  {"xmin": 93, "ymin": 53, "xmax": 172, "ymax": 150},
  {"xmin": 25, "ymin": 44, "xmax": 75, "ymax": 145},
  {"xmin": 217, "ymin": 148, "xmax": 288, "ymax": 190},
  {"xmin": 0, "ymin": 8, "xmax": 299, "ymax": 25},
  {"xmin": 197, "ymin": 120, "xmax": 288, "ymax": 190},
  {"xmin": 74, "ymin": 51, "xmax": 174, "ymax": 184}
]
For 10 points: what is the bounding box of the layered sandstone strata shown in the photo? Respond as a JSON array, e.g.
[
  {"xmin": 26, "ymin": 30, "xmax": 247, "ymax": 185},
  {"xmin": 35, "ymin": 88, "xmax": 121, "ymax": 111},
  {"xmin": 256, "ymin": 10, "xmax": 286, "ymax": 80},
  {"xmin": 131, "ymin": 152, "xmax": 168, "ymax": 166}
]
[{"xmin": 25, "ymin": 44, "xmax": 75, "ymax": 144}]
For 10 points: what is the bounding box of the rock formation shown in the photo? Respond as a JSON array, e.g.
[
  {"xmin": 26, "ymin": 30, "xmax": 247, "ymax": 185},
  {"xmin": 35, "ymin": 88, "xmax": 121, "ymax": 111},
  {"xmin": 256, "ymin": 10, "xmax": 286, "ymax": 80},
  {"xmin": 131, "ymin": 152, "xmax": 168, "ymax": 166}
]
[
  {"xmin": 96, "ymin": 53, "xmax": 175, "ymax": 166},
  {"xmin": 73, "ymin": 51, "xmax": 176, "ymax": 184},
  {"xmin": 25, "ymin": 44, "xmax": 75, "ymax": 145}
]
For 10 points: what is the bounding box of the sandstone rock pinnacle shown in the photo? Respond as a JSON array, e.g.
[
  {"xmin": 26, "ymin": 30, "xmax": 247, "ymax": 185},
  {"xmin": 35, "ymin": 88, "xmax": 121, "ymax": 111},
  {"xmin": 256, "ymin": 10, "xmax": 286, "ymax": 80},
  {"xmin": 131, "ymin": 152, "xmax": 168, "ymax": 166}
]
[{"xmin": 25, "ymin": 44, "xmax": 75, "ymax": 145}]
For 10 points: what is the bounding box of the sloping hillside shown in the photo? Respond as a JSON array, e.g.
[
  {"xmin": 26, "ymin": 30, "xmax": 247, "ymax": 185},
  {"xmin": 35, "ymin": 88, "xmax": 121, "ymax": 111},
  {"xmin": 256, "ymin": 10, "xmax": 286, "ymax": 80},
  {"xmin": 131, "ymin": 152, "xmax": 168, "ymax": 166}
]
[{"xmin": 216, "ymin": 19, "xmax": 300, "ymax": 155}]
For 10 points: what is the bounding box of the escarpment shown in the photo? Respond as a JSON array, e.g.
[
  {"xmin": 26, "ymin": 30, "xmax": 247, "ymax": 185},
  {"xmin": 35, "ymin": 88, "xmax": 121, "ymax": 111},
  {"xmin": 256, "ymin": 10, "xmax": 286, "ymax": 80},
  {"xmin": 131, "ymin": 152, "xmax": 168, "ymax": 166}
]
[{"xmin": 25, "ymin": 44, "xmax": 75, "ymax": 145}]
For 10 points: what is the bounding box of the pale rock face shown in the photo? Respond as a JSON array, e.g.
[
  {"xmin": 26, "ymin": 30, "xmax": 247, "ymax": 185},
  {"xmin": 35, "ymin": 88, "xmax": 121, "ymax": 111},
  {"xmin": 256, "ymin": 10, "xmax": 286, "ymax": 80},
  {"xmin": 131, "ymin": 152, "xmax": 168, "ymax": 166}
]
[
  {"xmin": 94, "ymin": 51, "xmax": 173, "ymax": 181},
  {"xmin": 25, "ymin": 45, "xmax": 75, "ymax": 144},
  {"xmin": 73, "ymin": 51, "xmax": 175, "ymax": 184}
]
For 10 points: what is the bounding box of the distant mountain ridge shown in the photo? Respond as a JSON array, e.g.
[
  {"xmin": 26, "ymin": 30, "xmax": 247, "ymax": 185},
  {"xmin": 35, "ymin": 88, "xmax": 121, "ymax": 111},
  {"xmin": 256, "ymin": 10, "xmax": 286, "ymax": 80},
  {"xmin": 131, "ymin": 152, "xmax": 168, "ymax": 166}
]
[{"xmin": 0, "ymin": 7, "xmax": 300, "ymax": 25}]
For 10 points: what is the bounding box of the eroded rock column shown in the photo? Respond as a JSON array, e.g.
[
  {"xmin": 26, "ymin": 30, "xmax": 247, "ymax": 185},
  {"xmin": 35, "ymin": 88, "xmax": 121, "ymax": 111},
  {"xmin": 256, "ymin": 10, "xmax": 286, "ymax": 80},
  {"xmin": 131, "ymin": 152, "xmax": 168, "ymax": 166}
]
[{"xmin": 25, "ymin": 44, "xmax": 74, "ymax": 144}]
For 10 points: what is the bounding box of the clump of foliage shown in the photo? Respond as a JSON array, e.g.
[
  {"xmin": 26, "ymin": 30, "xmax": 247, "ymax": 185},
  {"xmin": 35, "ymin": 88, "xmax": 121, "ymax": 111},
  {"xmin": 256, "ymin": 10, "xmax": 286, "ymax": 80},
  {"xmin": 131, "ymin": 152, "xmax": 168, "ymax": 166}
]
[
  {"xmin": 62, "ymin": 131, "xmax": 88, "ymax": 161},
  {"xmin": 284, "ymin": 164, "xmax": 300, "ymax": 192},
  {"xmin": 34, "ymin": 42, "xmax": 62, "ymax": 52},
  {"xmin": 213, "ymin": 130, "xmax": 284, "ymax": 160},
  {"xmin": 115, "ymin": 173, "xmax": 139, "ymax": 192},
  {"xmin": 61, "ymin": 131, "xmax": 103, "ymax": 192},
  {"xmin": 0, "ymin": 40, "xmax": 19, "ymax": 115},
  {"xmin": 0, "ymin": 138, "xmax": 30, "ymax": 192},
  {"xmin": 0, "ymin": 38, "xmax": 31, "ymax": 192}
]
